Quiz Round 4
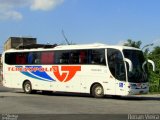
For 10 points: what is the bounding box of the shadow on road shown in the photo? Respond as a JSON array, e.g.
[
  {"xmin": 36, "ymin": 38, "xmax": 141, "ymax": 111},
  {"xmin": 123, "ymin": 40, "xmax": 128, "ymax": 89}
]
[
  {"xmin": 1, "ymin": 85, "xmax": 160, "ymax": 101},
  {"xmin": 13, "ymin": 91, "xmax": 160, "ymax": 101},
  {"xmin": 117, "ymin": 96, "xmax": 160, "ymax": 101},
  {"xmin": 105, "ymin": 95, "xmax": 160, "ymax": 101}
]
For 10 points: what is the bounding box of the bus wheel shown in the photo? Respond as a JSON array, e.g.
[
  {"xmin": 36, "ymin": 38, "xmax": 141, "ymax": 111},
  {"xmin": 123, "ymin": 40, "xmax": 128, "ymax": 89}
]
[
  {"xmin": 23, "ymin": 81, "xmax": 32, "ymax": 94},
  {"xmin": 91, "ymin": 84, "xmax": 104, "ymax": 98}
]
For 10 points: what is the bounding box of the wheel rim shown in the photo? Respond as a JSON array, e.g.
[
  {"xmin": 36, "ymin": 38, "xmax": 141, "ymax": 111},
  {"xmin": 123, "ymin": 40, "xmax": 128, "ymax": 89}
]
[
  {"xmin": 95, "ymin": 86, "xmax": 103, "ymax": 96},
  {"xmin": 25, "ymin": 84, "xmax": 31, "ymax": 92}
]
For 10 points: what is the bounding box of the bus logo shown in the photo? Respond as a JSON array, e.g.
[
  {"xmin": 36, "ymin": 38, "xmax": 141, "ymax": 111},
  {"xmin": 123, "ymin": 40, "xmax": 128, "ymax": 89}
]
[
  {"xmin": 52, "ymin": 66, "xmax": 81, "ymax": 82},
  {"xmin": 10, "ymin": 66, "xmax": 81, "ymax": 82}
]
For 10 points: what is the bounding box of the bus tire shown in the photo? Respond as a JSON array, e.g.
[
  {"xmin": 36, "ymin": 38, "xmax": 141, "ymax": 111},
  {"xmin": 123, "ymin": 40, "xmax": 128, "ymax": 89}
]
[
  {"xmin": 91, "ymin": 84, "xmax": 104, "ymax": 98},
  {"xmin": 23, "ymin": 81, "xmax": 33, "ymax": 94}
]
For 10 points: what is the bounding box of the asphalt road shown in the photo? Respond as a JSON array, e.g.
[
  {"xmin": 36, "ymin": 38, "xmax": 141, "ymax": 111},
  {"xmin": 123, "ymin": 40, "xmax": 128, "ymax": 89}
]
[{"xmin": 0, "ymin": 85, "xmax": 160, "ymax": 120}]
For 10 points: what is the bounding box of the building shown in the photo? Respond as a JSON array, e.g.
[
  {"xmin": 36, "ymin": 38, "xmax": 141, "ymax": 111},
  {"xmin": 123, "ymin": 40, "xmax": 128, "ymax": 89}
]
[
  {"xmin": 4, "ymin": 37, "xmax": 37, "ymax": 51},
  {"xmin": 0, "ymin": 37, "xmax": 37, "ymax": 82}
]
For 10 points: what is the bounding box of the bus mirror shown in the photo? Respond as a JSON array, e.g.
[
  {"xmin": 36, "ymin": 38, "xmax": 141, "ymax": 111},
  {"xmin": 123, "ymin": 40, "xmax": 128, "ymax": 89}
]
[
  {"xmin": 142, "ymin": 60, "xmax": 155, "ymax": 72},
  {"xmin": 124, "ymin": 58, "xmax": 133, "ymax": 72},
  {"xmin": 148, "ymin": 60, "xmax": 155, "ymax": 71}
]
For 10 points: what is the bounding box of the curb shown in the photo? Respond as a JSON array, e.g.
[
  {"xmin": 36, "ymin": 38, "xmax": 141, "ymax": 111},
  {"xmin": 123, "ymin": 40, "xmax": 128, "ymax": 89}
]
[{"xmin": 133, "ymin": 94, "xmax": 160, "ymax": 98}]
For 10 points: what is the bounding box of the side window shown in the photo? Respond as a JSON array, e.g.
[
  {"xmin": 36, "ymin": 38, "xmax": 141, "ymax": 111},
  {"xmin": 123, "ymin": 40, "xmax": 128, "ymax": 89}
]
[
  {"xmin": 70, "ymin": 50, "xmax": 89, "ymax": 64},
  {"xmin": 27, "ymin": 52, "xmax": 34, "ymax": 64},
  {"xmin": 5, "ymin": 52, "xmax": 28, "ymax": 65},
  {"xmin": 88, "ymin": 49, "xmax": 106, "ymax": 65},
  {"xmin": 107, "ymin": 48, "xmax": 126, "ymax": 81},
  {"xmin": 54, "ymin": 51, "xmax": 70, "ymax": 64},
  {"xmin": 69, "ymin": 51, "xmax": 79, "ymax": 64},
  {"xmin": 16, "ymin": 53, "xmax": 27, "ymax": 64},
  {"xmin": 5, "ymin": 53, "xmax": 16, "ymax": 65},
  {"xmin": 54, "ymin": 50, "xmax": 89, "ymax": 64},
  {"xmin": 79, "ymin": 50, "xmax": 88, "ymax": 64},
  {"xmin": 27, "ymin": 52, "xmax": 41, "ymax": 64},
  {"xmin": 53, "ymin": 49, "xmax": 106, "ymax": 65},
  {"xmin": 41, "ymin": 51, "xmax": 54, "ymax": 64}
]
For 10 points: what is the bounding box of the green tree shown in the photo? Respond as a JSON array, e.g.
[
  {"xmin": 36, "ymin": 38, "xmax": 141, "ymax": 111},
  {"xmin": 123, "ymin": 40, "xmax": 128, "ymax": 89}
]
[
  {"xmin": 148, "ymin": 46, "xmax": 160, "ymax": 92},
  {"xmin": 123, "ymin": 39, "xmax": 142, "ymax": 48}
]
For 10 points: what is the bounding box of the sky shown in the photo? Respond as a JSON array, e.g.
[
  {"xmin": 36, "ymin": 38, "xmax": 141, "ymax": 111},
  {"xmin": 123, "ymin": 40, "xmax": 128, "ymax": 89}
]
[{"xmin": 0, "ymin": 0, "xmax": 160, "ymax": 52}]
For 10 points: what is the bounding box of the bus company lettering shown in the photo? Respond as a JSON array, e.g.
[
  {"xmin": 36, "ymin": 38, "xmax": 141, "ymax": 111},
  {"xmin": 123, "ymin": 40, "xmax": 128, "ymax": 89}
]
[{"xmin": 8, "ymin": 66, "xmax": 81, "ymax": 82}]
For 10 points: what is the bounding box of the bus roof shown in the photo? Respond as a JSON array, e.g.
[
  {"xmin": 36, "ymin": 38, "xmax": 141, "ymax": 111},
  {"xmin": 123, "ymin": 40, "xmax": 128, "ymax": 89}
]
[{"xmin": 3, "ymin": 43, "xmax": 141, "ymax": 53}]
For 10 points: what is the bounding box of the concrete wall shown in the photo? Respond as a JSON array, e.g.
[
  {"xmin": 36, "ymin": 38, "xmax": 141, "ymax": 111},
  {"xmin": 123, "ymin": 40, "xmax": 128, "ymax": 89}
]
[{"xmin": 4, "ymin": 37, "xmax": 37, "ymax": 51}]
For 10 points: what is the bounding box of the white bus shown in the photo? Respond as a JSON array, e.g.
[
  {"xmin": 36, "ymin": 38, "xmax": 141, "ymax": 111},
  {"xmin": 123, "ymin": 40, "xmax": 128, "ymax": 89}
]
[{"xmin": 2, "ymin": 43, "xmax": 155, "ymax": 98}]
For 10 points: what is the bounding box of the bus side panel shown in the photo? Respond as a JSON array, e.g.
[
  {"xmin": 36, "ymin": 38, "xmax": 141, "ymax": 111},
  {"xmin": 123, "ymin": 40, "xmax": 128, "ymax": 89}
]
[
  {"xmin": 3, "ymin": 64, "xmax": 116, "ymax": 95},
  {"xmin": 48, "ymin": 65, "xmax": 117, "ymax": 95},
  {"xmin": 3, "ymin": 65, "xmax": 52, "ymax": 91},
  {"xmin": 3, "ymin": 65, "xmax": 13, "ymax": 88}
]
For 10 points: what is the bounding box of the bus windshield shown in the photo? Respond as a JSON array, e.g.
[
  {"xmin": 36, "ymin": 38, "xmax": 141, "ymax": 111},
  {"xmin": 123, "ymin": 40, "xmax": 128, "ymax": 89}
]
[{"xmin": 123, "ymin": 50, "xmax": 148, "ymax": 83}]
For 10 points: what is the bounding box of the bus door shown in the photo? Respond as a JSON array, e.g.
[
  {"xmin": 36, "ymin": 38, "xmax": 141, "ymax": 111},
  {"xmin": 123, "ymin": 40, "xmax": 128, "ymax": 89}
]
[
  {"xmin": 107, "ymin": 48, "xmax": 126, "ymax": 95},
  {"xmin": 114, "ymin": 60, "xmax": 126, "ymax": 95}
]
